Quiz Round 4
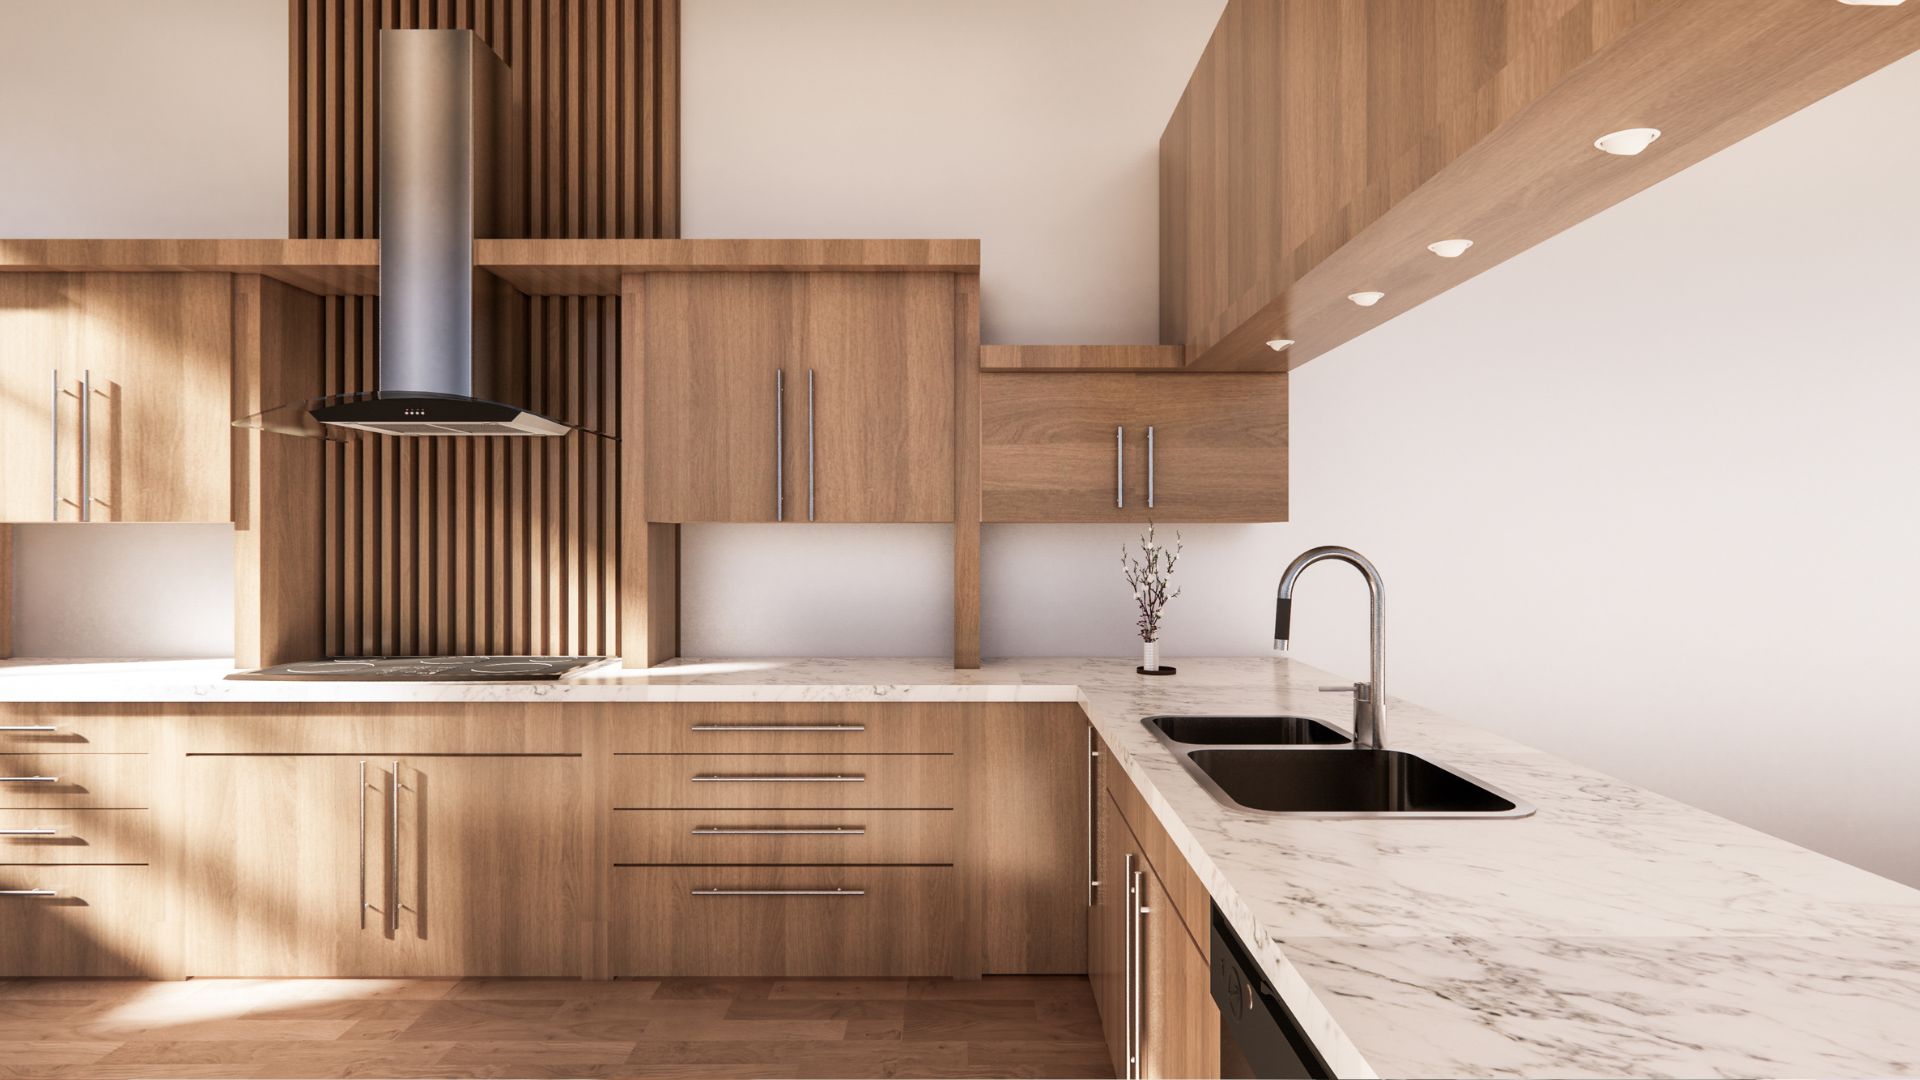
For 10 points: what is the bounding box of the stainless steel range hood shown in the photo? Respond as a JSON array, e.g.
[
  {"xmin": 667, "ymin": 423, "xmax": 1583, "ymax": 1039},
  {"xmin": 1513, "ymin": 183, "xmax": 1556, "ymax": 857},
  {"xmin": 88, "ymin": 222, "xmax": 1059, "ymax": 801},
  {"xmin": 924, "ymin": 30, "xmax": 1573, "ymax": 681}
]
[{"xmin": 313, "ymin": 29, "xmax": 562, "ymax": 437}]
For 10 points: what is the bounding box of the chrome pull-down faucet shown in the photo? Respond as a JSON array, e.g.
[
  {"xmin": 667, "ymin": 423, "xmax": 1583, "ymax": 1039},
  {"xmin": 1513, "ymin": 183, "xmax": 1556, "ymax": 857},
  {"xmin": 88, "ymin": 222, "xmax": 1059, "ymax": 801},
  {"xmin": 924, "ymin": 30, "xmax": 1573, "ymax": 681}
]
[{"xmin": 1274, "ymin": 546, "xmax": 1386, "ymax": 750}]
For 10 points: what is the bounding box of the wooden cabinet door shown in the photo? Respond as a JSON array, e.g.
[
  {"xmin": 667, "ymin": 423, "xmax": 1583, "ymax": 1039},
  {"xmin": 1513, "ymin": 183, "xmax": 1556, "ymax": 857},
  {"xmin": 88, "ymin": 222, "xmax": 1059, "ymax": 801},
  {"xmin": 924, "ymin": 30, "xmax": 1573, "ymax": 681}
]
[
  {"xmin": 77, "ymin": 273, "xmax": 232, "ymax": 522},
  {"xmin": 186, "ymin": 755, "xmax": 582, "ymax": 977},
  {"xmin": 1095, "ymin": 779, "xmax": 1127, "ymax": 1077},
  {"xmin": 185, "ymin": 755, "xmax": 377, "ymax": 976},
  {"xmin": 390, "ymin": 756, "xmax": 583, "ymax": 976},
  {"xmin": 642, "ymin": 272, "xmax": 792, "ymax": 522},
  {"xmin": 1131, "ymin": 373, "xmax": 1287, "ymax": 524},
  {"xmin": 0, "ymin": 273, "xmax": 230, "ymax": 523},
  {"xmin": 1143, "ymin": 873, "xmax": 1220, "ymax": 1080},
  {"xmin": 981, "ymin": 372, "xmax": 1288, "ymax": 523},
  {"xmin": 0, "ymin": 274, "xmax": 78, "ymax": 522},
  {"xmin": 969, "ymin": 703, "xmax": 1086, "ymax": 974},
  {"xmin": 800, "ymin": 273, "xmax": 954, "ymax": 522}
]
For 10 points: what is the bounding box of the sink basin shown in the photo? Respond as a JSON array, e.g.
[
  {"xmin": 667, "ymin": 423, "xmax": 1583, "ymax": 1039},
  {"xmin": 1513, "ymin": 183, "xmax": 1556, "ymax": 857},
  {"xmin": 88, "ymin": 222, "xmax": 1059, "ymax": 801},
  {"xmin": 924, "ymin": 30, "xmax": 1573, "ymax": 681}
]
[
  {"xmin": 1181, "ymin": 748, "xmax": 1534, "ymax": 818},
  {"xmin": 1145, "ymin": 714, "xmax": 1350, "ymax": 746}
]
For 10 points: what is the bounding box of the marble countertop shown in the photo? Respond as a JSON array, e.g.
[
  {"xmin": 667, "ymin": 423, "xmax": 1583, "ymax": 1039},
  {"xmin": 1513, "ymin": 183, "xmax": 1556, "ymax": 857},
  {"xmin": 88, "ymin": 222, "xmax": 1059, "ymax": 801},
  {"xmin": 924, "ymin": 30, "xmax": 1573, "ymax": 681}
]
[{"xmin": 6, "ymin": 655, "xmax": 1920, "ymax": 1078}]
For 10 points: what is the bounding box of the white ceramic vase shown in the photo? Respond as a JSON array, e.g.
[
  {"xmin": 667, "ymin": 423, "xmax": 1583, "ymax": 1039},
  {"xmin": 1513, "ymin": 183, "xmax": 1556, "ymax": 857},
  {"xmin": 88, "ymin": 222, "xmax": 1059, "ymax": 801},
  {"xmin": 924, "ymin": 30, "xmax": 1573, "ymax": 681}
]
[{"xmin": 1141, "ymin": 640, "xmax": 1160, "ymax": 672}]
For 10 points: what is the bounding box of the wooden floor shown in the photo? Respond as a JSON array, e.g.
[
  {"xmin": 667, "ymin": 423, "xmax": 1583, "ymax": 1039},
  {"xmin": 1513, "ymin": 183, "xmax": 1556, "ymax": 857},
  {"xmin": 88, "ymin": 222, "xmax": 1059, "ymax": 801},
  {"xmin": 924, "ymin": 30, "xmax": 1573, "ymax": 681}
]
[{"xmin": 0, "ymin": 976, "xmax": 1115, "ymax": 1079}]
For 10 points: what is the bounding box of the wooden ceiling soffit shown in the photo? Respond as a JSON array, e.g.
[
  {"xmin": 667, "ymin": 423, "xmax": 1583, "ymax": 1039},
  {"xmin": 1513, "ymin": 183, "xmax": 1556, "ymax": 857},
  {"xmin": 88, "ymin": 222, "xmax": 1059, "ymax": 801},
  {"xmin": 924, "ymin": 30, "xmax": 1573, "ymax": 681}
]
[{"xmin": 1161, "ymin": 0, "xmax": 1920, "ymax": 372}]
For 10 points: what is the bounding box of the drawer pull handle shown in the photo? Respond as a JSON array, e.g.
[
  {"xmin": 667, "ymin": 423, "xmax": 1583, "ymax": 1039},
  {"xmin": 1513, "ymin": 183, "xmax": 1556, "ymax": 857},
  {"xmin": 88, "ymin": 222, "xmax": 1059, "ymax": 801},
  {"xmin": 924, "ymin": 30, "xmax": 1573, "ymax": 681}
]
[
  {"xmin": 688, "ymin": 724, "xmax": 866, "ymax": 732},
  {"xmin": 691, "ymin": 774, "xmax": 864, "ymax": 783},
  {"xmin": 1, "ymin": 777, "xmax": 59, "ymax": 784},
  {"xmin": 691, "ymin": 887, "xmax": 865, "ymax": 897},
  {"xmin": 0, "ymin": 726, "xmax": 58, "ymax": 733},
  {"xmin": 0, "ymin": 829, "xmax": 59, "ymax": 836},
  {"xmin": 691, "ymin": 826, "xmax": 866, "ymax": 836},
  {"xmin": 1, "ymin": 889, "xmax": 58, "ymax": 897}
]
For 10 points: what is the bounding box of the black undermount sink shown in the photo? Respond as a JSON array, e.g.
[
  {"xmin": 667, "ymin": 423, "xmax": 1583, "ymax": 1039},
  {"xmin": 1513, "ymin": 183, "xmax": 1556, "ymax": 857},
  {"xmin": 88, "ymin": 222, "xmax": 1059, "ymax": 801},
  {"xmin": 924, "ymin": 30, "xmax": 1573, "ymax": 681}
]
[
  {"xmin": 1182, "ymin": 748, "xmax": 1533, "ymax": 818},
  {"xmin": 1145, "ymin": 714, "xmax": 1351, "ymax": 745}
]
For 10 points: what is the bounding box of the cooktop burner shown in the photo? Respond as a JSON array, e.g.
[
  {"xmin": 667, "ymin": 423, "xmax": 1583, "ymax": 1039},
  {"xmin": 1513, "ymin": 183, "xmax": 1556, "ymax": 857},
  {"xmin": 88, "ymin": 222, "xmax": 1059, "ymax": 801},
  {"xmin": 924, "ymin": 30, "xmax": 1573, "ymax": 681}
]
[{"xmin": 229, "ymin": 656, "xmax": 611, "ymax": 681}]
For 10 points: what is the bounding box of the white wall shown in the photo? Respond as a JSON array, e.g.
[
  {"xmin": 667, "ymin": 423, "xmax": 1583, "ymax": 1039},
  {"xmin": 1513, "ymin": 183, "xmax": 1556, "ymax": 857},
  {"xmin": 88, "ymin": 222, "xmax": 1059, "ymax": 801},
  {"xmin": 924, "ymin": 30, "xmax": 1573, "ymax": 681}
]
[
  {"xmin": 0, "ymin": 0, "xmax": 285, "ymax": 657},
  {"xmin": 684, "ymin": 3, "xmax": 1920, "ymax": 888}
]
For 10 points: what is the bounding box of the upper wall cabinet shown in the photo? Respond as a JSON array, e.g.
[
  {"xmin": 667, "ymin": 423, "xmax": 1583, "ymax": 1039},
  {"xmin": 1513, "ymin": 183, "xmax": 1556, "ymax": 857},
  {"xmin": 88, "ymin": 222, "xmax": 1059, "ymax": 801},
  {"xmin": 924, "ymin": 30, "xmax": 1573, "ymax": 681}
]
[
  {"xmin": 641, "ymin": 271, "xmax": 956, "ymax": 523},
  {"xmin": 980, "ymin": 372, "xmax": 1286, "ymax": 524},
  {"xmin": 1163, "ymin": 0, "xmax": 1920, "ymax": 372},
  {"xmin": 0, "ymin": 273, "xmax": 232, "ymax": 524}
]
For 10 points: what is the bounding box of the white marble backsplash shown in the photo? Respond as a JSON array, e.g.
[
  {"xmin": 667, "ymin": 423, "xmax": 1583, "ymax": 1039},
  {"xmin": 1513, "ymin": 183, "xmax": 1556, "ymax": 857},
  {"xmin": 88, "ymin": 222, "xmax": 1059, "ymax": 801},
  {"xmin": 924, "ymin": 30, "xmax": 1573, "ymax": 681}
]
[{"xmin": 6, "ymin": 654, "xmax": 1920, "ymax": 1077}]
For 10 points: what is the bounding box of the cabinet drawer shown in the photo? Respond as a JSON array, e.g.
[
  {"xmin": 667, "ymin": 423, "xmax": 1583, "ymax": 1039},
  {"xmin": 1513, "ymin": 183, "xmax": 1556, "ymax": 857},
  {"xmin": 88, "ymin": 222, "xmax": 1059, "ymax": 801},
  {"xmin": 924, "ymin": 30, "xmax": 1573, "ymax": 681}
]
[
  {"xmin": 608, "ymin": 703, "xmax": 960, "ymax": 754},
  {"xmin": 0, "ymin": 866, "xmax": 155, "ymax": 975},
  {"xmin": 612, "ymin": 809, "xmax": 956, "ymax": 865},
  {"xmin": 0, "ymin": 754, "xmax": 149, "ymax": 808},
  {"xmin": 0, "ymin": 708, "xmax": 152, "ymax": 753},
  {"xmin": 0, "ymin": 809, "xmax": 150, "ymax": 864},
  {"xmin": 611, "ymin": 865, "xmax": 960, "ymax": 977},
  {"xmin": 611, "ymin": 754, "xmax": 955, "ymax": 809}
]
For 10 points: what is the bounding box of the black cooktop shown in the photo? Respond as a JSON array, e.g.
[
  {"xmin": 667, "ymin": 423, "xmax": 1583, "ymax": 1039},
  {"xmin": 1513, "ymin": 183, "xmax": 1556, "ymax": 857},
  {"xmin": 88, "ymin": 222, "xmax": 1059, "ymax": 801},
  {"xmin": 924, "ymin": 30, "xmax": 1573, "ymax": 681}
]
[{"xmin": 229, "ymin": 656, "xmax": 610, "ymax": 681}]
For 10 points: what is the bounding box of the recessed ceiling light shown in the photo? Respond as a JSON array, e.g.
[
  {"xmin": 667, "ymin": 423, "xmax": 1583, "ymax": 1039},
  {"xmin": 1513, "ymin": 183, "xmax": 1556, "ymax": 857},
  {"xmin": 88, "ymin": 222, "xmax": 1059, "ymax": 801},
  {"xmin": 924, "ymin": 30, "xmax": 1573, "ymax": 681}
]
[
  {"xmin": 1594, "ymin": 127, "xmax": 1662, "ymax": 156},
  {"xmin": 1348, "ymin": 291, "xmax": 1385, "ymax": 307},
  {"xmin": 1838, "ymin": 0, "xmax": 1905, "ymax": 6},
  {"xmin": 1264, "ymin": 338, "xmax": 1295, "ymax": 352},
  {"xmin": 1427, "ymin": 238, "xmax": 1473, "ymax": 258}
]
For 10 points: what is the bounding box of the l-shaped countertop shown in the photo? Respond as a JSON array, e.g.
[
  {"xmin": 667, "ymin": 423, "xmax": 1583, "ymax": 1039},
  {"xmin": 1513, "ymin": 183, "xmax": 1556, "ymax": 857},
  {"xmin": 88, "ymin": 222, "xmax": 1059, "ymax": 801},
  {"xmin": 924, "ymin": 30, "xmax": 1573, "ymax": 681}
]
[{"xmin": 5, "ymin": 655, "xmax": 1919, "ymax": 1079}]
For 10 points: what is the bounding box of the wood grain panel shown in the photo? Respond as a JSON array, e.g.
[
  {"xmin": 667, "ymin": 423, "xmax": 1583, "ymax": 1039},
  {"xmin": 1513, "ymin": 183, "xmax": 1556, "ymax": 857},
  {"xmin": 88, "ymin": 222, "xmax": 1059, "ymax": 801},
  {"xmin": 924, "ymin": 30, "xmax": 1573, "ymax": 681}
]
[
  {"xmin": 0, "ymin": 755, "xmax": 150, "ymax": 811},
  {"xmin": 0, "ymin": 239, "xmax": 378, "ymax": 294},
  {"xmin": 980, "ymin": 345, "xmax": 1185, "ymax": 372},
  {"xmin": 1163, "ymin": 0, "xmax": 1920, "ymax": 371},
  {"xmin": 0, "ymin": 526, "xmax": 9, "ymax": 659},
  {"xmin": 602, "ymin": 702, "xmax": 961, "ymax": 755},
  {"xmin": 611, "ymin": 865, "xmax": 961, "ymax": 977},
  {"xmin": 952, "ymin": 276, "xmax": 981, "ymax": 669},
  {"xmin": 610, "ymin": 754, "xmax": 958, "ymax": 810},
  {"xmin": 0, "ymin": 809, "xmax": 150, "ymax": 865},
  {"xmin": 968, "ymin": 704, "xmax": 1087, "ymax": 975},
  {"xmin": 0, "ymin": 866, "xmax": 156, "ymax": 976},
  {"xmin": 485, "ymin": 237, "xmax": 980, "ymax": 293},
  {"xmin": 291, "ymin": 0, "xmax": 677, "ymax": 658},
  {"xmin": 612, "ymin": 808, "xmax": 957, "ymax": 866}
]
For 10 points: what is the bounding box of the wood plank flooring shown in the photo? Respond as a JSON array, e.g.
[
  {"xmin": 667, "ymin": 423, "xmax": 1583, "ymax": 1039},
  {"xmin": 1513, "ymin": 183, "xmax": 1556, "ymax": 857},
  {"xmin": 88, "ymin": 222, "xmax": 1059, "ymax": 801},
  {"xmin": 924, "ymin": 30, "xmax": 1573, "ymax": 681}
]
[{"xmin": 0, "ymin": 976, "xmax": 1114, "ymax": 1079}]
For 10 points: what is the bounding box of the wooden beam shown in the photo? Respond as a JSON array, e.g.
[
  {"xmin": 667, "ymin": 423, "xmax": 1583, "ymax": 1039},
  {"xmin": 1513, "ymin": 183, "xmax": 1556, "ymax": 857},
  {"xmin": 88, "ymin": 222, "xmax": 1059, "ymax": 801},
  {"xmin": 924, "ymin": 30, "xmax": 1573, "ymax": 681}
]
[
  {"xmin": 953, "ymin": 275, "xmax": 982, "ymax": 669},
  {"xmin": 1163, "ymin": 0, "xmax": 1920, "ymax": 372},
  {"xmin": 231, "ymin": 274, "xmax": 327, "ymax": 669},
  {"xmin": 482, "ymin": 238, "xmax": 983, "ymax": 294}
]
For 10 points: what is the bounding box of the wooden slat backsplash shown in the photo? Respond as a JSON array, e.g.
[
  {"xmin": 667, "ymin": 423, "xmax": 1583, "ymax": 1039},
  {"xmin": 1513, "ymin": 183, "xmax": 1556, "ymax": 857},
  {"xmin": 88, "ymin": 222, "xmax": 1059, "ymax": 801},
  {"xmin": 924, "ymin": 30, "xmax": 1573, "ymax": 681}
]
[{"xmin": 290, "ymin": 0, "xmax": 677, "ymax": 658}]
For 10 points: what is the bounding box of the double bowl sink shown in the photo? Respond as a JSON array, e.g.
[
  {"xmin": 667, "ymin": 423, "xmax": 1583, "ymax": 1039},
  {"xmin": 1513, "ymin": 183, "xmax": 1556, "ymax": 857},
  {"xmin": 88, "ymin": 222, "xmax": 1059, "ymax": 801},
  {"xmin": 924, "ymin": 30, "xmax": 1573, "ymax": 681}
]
[{"xmin": 1146, "ymin": 715, "xmax": 1534, "ymax": 818}]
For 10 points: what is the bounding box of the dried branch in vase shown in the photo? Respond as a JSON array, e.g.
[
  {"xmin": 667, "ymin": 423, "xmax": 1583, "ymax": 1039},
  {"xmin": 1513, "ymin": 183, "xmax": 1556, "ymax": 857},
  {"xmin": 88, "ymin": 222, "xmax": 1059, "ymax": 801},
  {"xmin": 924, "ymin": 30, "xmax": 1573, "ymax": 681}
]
[{"xmin": 1121, "ymin": 521, "xmax": 1183, "ymax": 644}]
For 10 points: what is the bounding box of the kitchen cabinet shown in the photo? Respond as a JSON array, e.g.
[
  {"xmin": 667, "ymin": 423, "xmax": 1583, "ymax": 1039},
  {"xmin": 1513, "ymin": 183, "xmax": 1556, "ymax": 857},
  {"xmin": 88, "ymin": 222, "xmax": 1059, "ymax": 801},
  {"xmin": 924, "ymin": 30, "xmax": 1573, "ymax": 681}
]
[
  {"xmin": 980, "ymin": 371, "xmax": 1287, "ymax": 523},
  {"xmin": 184, "ymin": 754, "xmax": 582, "ymax": 976},
  {"xmin": 1093, "ymin": 725, "xmax": 1222, "ymax": 1079},
  {"xmin": 640, "ymin": 271, "xmax": 956, "ymax": 523},
  {"xmin": 0, "ymin": 866, "xmax": 155, "ymax": 976},
  {"xmin": 0, "ymin": 273, "xmax": 231, "ymax": 523},
  {"xmin": 968, "ymin": 702, "xmax": 1087, "ymax": 974}
]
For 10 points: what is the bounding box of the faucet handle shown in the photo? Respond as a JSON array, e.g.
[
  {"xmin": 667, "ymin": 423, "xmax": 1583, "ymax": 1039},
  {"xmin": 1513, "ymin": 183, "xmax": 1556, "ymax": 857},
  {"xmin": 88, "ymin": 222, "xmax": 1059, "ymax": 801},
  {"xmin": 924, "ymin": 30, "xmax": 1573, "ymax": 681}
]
[{"xmin": 1319, "ymin": 682, "xmax": 1372, "ymax": 702}]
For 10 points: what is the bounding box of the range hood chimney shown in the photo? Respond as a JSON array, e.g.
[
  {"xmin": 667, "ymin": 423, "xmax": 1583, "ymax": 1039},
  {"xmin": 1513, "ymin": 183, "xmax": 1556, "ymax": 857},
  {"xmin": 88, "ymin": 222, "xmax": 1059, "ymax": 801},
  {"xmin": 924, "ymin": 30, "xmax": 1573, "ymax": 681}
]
[{"xmin": 313, "ymin": 29, "xmax": 563, "ymax": 437}]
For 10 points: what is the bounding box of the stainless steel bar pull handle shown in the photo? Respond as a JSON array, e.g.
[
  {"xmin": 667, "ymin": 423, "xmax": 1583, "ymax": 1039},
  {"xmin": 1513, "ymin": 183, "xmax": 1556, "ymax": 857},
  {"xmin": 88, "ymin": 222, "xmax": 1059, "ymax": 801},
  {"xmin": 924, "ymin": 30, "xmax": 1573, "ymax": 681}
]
[
  {"xmin": 1130, "ymin": 861, "xmax": 1148, "ymax": 1079},
  {"xmin": 79, "ymin": 369, "xmax": 91, "ymax": 522},
  {"xmin": 689, "ymin": 723, "xmax": 865, "ymax": 733},
  {"xmin": 1116, "ymin": 426, "xmax": 1125, "ymax": 509},
  {"xmin": 1146, "ymin": 426, "xmax": 1155, "ymax": 509},
  {"xmin": 775, "ymin": 369, "xmax": 785, "ymax": 521},
  {"xmin": 1, "ymin": 829, "xmax": 59, "ymax": 836},
  {"xmin": 0, "ymin": 726, "xmax": 58, "ymax": 733},
  {"xmin": 50, "ymin": 369, "xmax": 59, "ymax": 520},
  {"xmin": 691, "ymin": 774, "xmax": 864, "ymax": 783},
  {"xmin": 692, "ymin": 826, "xmax": 865, "ymax": 836},
  {"xmin": 806, "ymin": 368, "xmax": 816, "ymax": 522},
  {"xmin": 691, "ymin": 887, "xmax": 865, "ymax": 897},
  {"xmin": 388, "ymin": 760, "xmax": 400, "ymax": 934},
  {"xmin": 358, "ymin": 760, "xmax": 368, "ymax": 929},
  {"xmin": 1123, "ymin": 852, "xmax": 1138, "ymax": 1079},
  {"xmin": 1, "ymin": 777, "xmax": 59, "ymax": 784},
  {"xmin": 1, "ymin": 889, "xmax": 58, "ymax": 897},
  {"xmin": 1086, "ymin": 728, "xmax": 1100, "ymax": 907}
]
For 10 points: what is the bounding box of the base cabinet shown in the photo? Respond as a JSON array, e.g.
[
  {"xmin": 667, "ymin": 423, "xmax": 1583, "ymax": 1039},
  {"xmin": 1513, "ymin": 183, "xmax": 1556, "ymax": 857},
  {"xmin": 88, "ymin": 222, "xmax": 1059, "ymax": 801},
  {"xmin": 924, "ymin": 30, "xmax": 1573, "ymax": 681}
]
[
  {"xmin": 184, "ymin": 755, "xmax": 582, "ymax": 976},
  {"xmin": 1093, "ymin": 726, "xmax": 1221, "ymax": 1079}
]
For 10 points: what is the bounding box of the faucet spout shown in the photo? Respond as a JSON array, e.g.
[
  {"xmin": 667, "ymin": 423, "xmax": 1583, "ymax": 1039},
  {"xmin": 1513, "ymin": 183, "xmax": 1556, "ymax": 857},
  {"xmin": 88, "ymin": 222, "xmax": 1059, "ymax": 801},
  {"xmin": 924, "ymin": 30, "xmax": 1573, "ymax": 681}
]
[{"xmin": 1274, "ymin": 546, "xmax": 1386, "ymax": 749}]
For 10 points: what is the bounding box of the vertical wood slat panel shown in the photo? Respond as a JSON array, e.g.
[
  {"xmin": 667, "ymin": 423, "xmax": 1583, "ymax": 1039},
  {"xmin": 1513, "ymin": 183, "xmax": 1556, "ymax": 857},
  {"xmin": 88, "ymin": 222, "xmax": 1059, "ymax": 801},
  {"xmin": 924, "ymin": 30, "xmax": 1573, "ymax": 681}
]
[{"xmin": 296, "ymin": 0, "xmax": 666, "ymax": 658}]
